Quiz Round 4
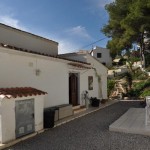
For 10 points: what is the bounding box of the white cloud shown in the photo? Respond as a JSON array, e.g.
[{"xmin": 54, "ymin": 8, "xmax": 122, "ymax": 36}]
[
  {"xmin": 98, "ymin": 0, "xmax": 114, "ymax": 7},
  {"xmin": 32, "ymin": 31, "xmax": 81, "ymax": 54},
  {"xmin": 0, "ymin": 15, "xmax": 27, "ymax": 31},
  {"xmin": 58, "ymin": 39, "xmax": 82, "ymax": 54},
  {"xmin": 53, "ymin": 25, "xmax": 94, "ymax": 53},
  {"xmin": 65, "ymin": 26, "xmax": 92, "ymax": 40},
  {"xmin": 42, "ymin": 34, "xmax": 81, "ymax": 54},
  {"xmin": 0, "ymin": 16, "xmax": 91, "ymax": 54},
  {"xmin": 0, "ymin": 3, "xmax": 26, "ymax": 30},
  {"xmin": 0, "ymin": 15, "xmax": 90, "ymax": 54}
]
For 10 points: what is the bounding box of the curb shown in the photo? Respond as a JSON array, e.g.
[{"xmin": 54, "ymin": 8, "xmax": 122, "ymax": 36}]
[
  {"xmin": 0, "ymin": 130, "xmax": 45, "ymax": 150},
  {"xmin": 0, "ymin": 100, "xmax": 118, "ymax": 149},
  {"xmin": 54, "ymin": 100, "xmax": 119, "ymax": 127}
]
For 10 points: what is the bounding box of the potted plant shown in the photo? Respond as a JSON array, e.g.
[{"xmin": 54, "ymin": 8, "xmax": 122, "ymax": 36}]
[
  {"xmin": 90, "ymin": 97, "xmax": 100, "ymax": 107},
  {"xmin": 101, "ymin": 99, "xmax": 107, "ymax": 104}
]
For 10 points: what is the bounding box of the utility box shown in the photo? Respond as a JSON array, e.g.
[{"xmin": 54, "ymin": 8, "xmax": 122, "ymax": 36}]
[{"xmin": 0, "ymin": 87, "xmax": 47, "ymax": 144}]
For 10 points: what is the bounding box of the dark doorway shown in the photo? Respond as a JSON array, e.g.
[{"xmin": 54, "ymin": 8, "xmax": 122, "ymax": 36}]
[{"xmin": 69, "ymin": 73, "xmax": 78, "ymax": 106}]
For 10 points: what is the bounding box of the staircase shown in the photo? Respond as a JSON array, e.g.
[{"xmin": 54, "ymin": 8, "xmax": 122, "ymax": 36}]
[
  {"xmin": 73, "ymin": 105, "xmax": 86, "ymax": 114},
  {"xmin": 111, "ymin": 80, "xmax": 126, "ymax": 99}
]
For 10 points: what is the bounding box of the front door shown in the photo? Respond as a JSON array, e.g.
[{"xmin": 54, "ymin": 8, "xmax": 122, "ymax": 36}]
[
  {"xmin": 15, "ymin": 99, "xmax": 35, "ymax": 138},
  {"xmin": 69, "ymin": 73, "xmax": 78, "ymax": 106}
]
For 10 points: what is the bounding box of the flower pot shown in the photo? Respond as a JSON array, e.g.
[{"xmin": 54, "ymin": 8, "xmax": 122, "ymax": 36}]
[{"xmin": 90, "ymin": 97, "xmax": 100, "ymax": 107}]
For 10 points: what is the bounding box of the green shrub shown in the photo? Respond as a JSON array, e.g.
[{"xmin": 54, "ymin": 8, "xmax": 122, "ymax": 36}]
[
  {"xmin": 133, "ymin": 69, "xmax": 148, "ymax": 80},
  {"xmin": 146, "ymin": 66, "xmax": 150, "ymax": 72},
  {"xmin": 140, "ymin": 89, "xmax": 150, "ymax": 97},
  {"xmin": 107, "ymin": 79, "xmax": 115, "ymax": 97},
  {"xmin": 133, "ymin": 82, "xmax": 145, "ymax": 90},
  {"xmin": 128, "ymin": 78, "xmax": 150, "ymax": 98},
  {"xmin": 127, "ymin": 89, "xmax": 140, "ymax": 97}
]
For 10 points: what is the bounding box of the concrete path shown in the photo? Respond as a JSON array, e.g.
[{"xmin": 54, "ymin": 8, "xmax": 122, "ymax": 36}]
[
  {"xmin": 110, "ymin": 108, "xmax": 150, "ymax": 136},
  {"xmin": 4, "ymin": 101, "xmax": 150, "ymax": 150}
]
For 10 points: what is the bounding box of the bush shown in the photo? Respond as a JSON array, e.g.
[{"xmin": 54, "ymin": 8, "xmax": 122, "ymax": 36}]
[
  {"xmin": 107, "ymin": 79, "xmax": 115, "ymax": 97},
  {"xmin": 134, "ymin": 78, "xmax": 150, "ymax": 88},
  {"xmin": 133, "ymin": 82, "xmax": 145, "ymax": 90},
  {"xmin": 127, "ymin": 78, "xmax": 150, "ymax": 98},
  {"xmin": 127, "ymin": 89, "xmax": 139, "ymax": 97},
  {"xmin": 140, "ymin": 89, "xmax": 150, "ymax": 97},
  {"xmin": 146, "ymin": 66, "xmax": 150, "ymax": 72},
  {"xmin": 133, "ymin": 69, "xmax": 148, "ymax": 80}
]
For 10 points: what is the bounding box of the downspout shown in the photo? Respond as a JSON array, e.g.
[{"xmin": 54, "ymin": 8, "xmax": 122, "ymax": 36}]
[{"xmin": 93, "ymin": 68, "xmax": 103, "ymax": 99}]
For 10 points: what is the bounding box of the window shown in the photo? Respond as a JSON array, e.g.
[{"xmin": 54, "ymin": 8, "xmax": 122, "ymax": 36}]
[
  {"xmin": 102, "ymin": 62, "xmax": 106, "ymax": 65},
  {"xmin": 97, "ymin": 53, "xmax": 102, "ymax": 58},
  {"xmin": 88, "ymin": 76, "xmax": 93, "ymax": 90}
]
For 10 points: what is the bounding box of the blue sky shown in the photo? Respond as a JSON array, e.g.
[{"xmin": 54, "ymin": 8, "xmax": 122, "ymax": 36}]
[{"xmin": 0, "ymin": 0, "xmax": 113, "ymax": 54}]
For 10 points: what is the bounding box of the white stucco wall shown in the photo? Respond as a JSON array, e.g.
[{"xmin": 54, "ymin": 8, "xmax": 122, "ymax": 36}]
[
  {"xmin": 0, "ymin": 95, "xmax": 44, "ymax": 143},
  {"xmin": 0, "ymin": 98, "xmax": 15, "ymax": 143},
  {"xmin": 80, "ymin": 69, "xmax": 99, "ymax": 105},
  {"xmin": 61, "ymin": 52, "xmax": 108, "ymax": 100},
  {"xmin": 34, "ymin": 96, "xmax": 44, "ymax": 131},
  {"xmin": 0, "ymin": 46, "xmax": 107, "ymax": 111},
  {"xmin": 92, "ymin": 46, "xmax": 112, "ymax": 67},
  {"xmin": 68, "ymin": 67, "xmax": 99, "ymax": 106},
  {"xmin": 86, "ymin": 54, "xmax": 108, "ymax": 99},
  {"xmin": 0, "ymin": 24, "xmax": 58, "ymax": 56},
  {"xmin": 0, "ymin": 47, "xmax": 69, "ymax": 108}
]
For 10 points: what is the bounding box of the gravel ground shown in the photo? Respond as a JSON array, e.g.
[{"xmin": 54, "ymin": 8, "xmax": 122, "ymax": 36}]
[{"xmin": 5, "ymin": 101, "xmax": 150, "ymax": 150}]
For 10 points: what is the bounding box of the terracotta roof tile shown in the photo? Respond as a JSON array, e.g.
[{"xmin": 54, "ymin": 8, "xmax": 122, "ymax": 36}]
[
  {"xmin": 0, "ymin": 43, "xmax": 90, "ymax": 65},
  {"xmin": 0, "ymin": 87, "xmax": 47, "ymax": 99},
  {"xmin": 68, "ymin": 63, "xmax": 92, "ymax": 69}
]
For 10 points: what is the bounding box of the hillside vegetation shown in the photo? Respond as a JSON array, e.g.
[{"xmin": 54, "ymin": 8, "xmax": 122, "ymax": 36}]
[{"xmin": 108, "ymin": 68, "xmax": 150, "ymax": 99}]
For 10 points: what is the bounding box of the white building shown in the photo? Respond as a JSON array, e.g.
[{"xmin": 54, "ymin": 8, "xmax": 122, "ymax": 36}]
[
  {"xmin": 90, "ymin": 46, "xmax": 112, "ymax": 67},
  {"xmin": 60, "ymin": 51, "xmax": 108, "ymax": 99},
  {"xmin": 0, "ymin": 23, "xmax": 58, "ymax": 56},
  {"xmin": 0, "ymin": 23, "xmax": 108, "ymax": 143},
  {"xmin": 0, "ymin": 87, "xmax": 46, "ymax": 143},
  {"xmin": 0, "ymin": 23, "xmax": 108, "ymax": 107}
]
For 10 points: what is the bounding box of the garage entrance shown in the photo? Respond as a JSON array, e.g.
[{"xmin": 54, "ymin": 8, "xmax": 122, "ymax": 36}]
[{"xmin": 15, "ymin": 99, "xmax": 35, "ymax": 138}]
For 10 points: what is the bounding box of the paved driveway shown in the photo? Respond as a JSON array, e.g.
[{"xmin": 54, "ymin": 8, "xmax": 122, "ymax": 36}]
[{"xmin": 5, "ymin": 101, "xmax": 150, "ymax": 150}]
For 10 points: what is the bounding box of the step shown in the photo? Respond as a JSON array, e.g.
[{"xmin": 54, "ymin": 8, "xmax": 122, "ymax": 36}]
[
  {"xmin": 73, "ymin": 105, "xmax": 81, "ymax": 110},
  {"xmin": 73, "ymin": 105, "xmax": 86, "ymax": 114},
  {"xmin": 74, "ymin": 107, "xmax": 86, "ymax": 114}
]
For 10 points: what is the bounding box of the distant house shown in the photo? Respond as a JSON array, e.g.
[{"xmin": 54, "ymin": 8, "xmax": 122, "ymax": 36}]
[{"xmin": 90, "ymin": 46, "xmax": 112, "ymax": 67}]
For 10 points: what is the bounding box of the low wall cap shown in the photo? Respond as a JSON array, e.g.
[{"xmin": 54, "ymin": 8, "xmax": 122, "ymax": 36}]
[{"xmin": 0, "ymin": 87, "xmax": 47, "ymax": 99}]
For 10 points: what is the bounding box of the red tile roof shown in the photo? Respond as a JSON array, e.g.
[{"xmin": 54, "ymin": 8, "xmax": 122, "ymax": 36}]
[
  {"xmin": 0, "ymin": 43, "xmax": 90, "ymax": 65},
  {"xmin": 0, "ymin": 87, "xmax": 47, "ymax": 99},
  {"xmin": 68, "ymin": 63, "xmax": 92, "ymax": 69}
]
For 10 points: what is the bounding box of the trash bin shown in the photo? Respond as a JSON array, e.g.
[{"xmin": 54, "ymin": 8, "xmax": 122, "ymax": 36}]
[
  {"xmin": 90, "ymin": 97, "xmax": 100, "ymax": 107},
  {"xmin": 44, "ymin": 108, "xmax": 55, "ymax": 128}
]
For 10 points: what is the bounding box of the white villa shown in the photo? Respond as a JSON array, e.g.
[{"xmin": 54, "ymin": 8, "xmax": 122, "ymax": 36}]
[
  {"xmin": 90, "ymin": 46, "xmax": 112, "ymax": 67},
  {"xmin": 0, "ymin": 23, "xmax": 108, "ymax": 143}
]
